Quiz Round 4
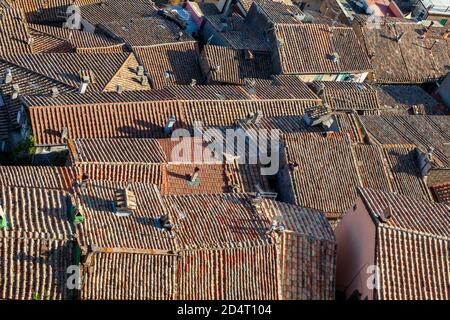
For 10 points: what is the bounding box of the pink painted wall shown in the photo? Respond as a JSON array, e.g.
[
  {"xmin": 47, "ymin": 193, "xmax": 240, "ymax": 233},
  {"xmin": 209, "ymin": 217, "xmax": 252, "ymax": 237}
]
[{"xmin": 335, "ymin": 197, "xmax": 377, "ymax": 300}]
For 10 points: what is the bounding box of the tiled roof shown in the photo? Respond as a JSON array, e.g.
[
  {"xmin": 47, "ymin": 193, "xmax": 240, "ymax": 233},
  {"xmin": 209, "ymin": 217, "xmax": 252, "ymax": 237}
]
[
  {"xmin": 274, "ymin": 24, "xmax": 371, "ymax": 74},
  {"xmin": 76, "ymin": 180, "xmax": 176, "ymax": 251},
  {"xmin": 431, "ymin": 183, "xmax": 450, "ymax": 205},
  {"xmin": 27, "ymin": 95, "xmax": 316, "ymax": 145},
  {"xmin": 359, "ymin": 187, "xmax": 448, "ymax": 240},
  {"xmin": 5, "ymin": 52, "xmax": 149, "ymax": 92},
  {"xmin": 102, "ymin": 16, "xmax": 192, "ymax": 47},
  {"xmin": 375, "ymin": 85, "xmax": 438, "ymax": 115},
  {"xmin": 134, "ymin": 41, "xmax": 202, "ymax": 89},
  {"xmin": 78, "ymin": 0, "xmax": 157, "ymax": 26},
  {"xmin": 357, "ymin": 188, "xmax": 449, "ymax": 300},
  {"xmin": 0, "ymin": 5, "xmax": 34, "ymax": 56},
  {"xmin": 28, "ymin": 23, "xmax": 125, "ymax": 53},
  {"xmin": 249, "ymin": 0, "xmax": 304, "ymax": 25},
  {"xmin": 0, "ymin": 108, "xmax": 9, "ymax": 140},
  {"xmin": 200, "ymin": 45, "xmax": 273, "ymax": 85},
  {"xmin": 0, "ymin": 184, "xmax": 76, "ymax": 300},
  {"xmin": 310, "ymin": 81, "xmax": 380, "ymax": 113},
  {"xmin": 75, "ymin": 179, "xmax": 335, "ymax": 300},
  {"xmin": 376, "ymin": 226, "xmax": 449, "ymax": 300},
  {"xmin": 282, "ymin": 132, "xmax": 361, "ymax": 218},
  {"xmin": 1, "ymin": 236, "xmax": 74, "ymax": 299},
  {"xmin": 71, "ymin": 138, "xmax": 167, "ymax": 164},
  {"xmin": 205, "ymin": 13, "xmax": 270, "ymax": 52},
  {"xmin": 0, "ymin": 186, "xmax": 75, "ymax": 239},
  {"xmin": 69, "ymin": 137, "xmax": 271, "ymax": 194},
  {"xmin": 382, "ymin": 145, "xmax": 433, "ymax": 200},
  {"xmin": 427, "ymin": 168, "xmax": 450, "ymax": 186},
  {"xmin": 6, "ymin": 0, "xmax": 79, "ymax": 23},
  {"xmin": 0, "ymin": 165, "xmax": 75, "ymax": 190},
  {"xmin": 354, "ymin": 17, "xmax": 450, "ymax": 83},
  {"xmin": 81, "ymin": 252, "xmax": 176, "ymax": 299},
  {"xmin": 0, "ymin": 58, "xmax": 76, "ymax": 129},
  {"xmin": 358, "ymin": 115, "xmax": 450, "ymax": 168},
  {"xmin": 281, "ymin": 132, "xmax": 432, "ymax": 219}
]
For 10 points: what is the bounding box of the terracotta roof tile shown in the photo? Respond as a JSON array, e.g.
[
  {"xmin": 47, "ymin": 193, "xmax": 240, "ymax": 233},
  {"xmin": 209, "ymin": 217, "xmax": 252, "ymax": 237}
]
[
  {"xmin": 26, "ymin": 94, "xmax": 318, "ymax": 145},
  {"xmin": 274, "ymin": 24, "xmax": 371, "ymax": 74},
  {"xmin": 102, "ymin": 16, "xmax": 192, "ymax": 47},
  {"xmin": 280, "ymin": 133, "xmax": 432, "ymax": 219},
  {"xmin": 81, "ymin": 252, "xmax": 176, "ymax": 299},
  {"xmin": 75, "ymin": 180, "xmax": 335, "ymax": 300},
  {"xmin": 0, "ymin": 5, "xmax": 34, "ymax": 56},
  {"xmin": 357, "ymin": 188, "xmax": 449, "ymax": 300},
  {"xmin": 0, "ymin": 165, "xmax": 75, "ymax": 191},
  {"xmin": 5, "ymin": 52, "xmax": 146, "ymax": 92},
  {"xmin": 310, "ymin": 81, "xmax": 380, "ymax": 113},
  {"xmin": 79, "ymin": 0, "xmax": 157, "ymax": 25},
  {"xmin": 359, "ymin": 114, "xmax": 450, "ymax": 168},
  {"xmin": 134, "ymin": 41, "xmax": 202, "ymax": 89},
  {"xmin": 0, "ymin": 58, "xmax": 76, "ymax": 129},
  {"xmin": 249, "ymin": 0, "xmax": 304, "ymax": 24},
  {"xmin": 200, "ymin": 45, "xmax": 273, "ymax": 85},
  {"xmin": 359, "ymin": 187, "xmax": 448, "ymax": 239},
  {"xmin": 1, "ymin": 237, "xmax": 74, "ymax": 299},
  {"xmin": 376, "ymin": 226, "xmax": 449, "ymax": 300},
  {"xmin": 205, "ymin": 13, "xmax": 270, "ymax": 52},
  {"xmin": 76, "ymin": 180, "xmax": 177, "ymax": 251},
  {"xmin": 354, "ymin": 17, "xmax": 450, "ymax": 83},
  {"xmin": 0, "ymin": 186, "xmax": 75, "ymax": 240},
  {"xmin": 28, "ymin": 23, "xmax": 125, "ymax": 53},
  {"xmin": 69, "ymin": 137, "xmax": 271, "ymax": 194},
  {"xmin": 375, "ymin": 85, "xmax": 438, "ymax": 114},
  {"xmin": 431, "ymin": 182, "xmax": 450, "ymax": 205}
]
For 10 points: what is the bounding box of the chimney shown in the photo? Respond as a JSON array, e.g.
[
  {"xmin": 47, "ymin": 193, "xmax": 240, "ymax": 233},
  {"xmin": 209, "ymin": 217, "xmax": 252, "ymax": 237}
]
[
  {"xmin": 211, "ymin": 65, "xmax": 221, "ymax": 72},
  {"xmin": 4, "ymin": 68, "xmax": 12, "ymax": 84},
  {"xmin": 396, "ymin": 32, "xmax": 406, "ymax": 42},
  {"xmin": 288, "ymin": 161, "xmax": 299, "ymax": 172},
  {"xmin": 313, "ymin": 82, "xmax": 325, "ymax": 96},
  {"xmin": 416, "ymin": 147, "xmax": 433, "ymax": 177},
  {"xmin": 113, "ymin": 187, "xmax": 137, "ymax": 217},
  {"xmin": 79, "ymin": 75, "xmax": 90, "ymax": 94},
  {"xmin": 11, "ymin": 84, "xmax": 20, "ymax": 100},
  {"xmin": 60, "ymin": 127, "xmax": 68, "ymax": 141},
  {"xmin": 164, "ymin": 115, "xmax": 176, "ymax": 135},
  {"xmin": 244, "ymin": 49, "xmax": 254, "ymax": 60},
  {"xmin": 0, "ymin": 205, "xmax": 8, "ymax": 229},
  {"xmin": 190, "ymin": 78, "xmax": 197, "ymax": 86},
  {"xmin": 251, "ymin": 192, "xmax": 263, "ymax": 208},
  {"xmin": 159, "ymin": 214, "xmax": 173, "ymax": 231},
  {"xmin": 189, "ymin": 167, "xmax": 200, "ymax": 183},
  {"xmin": 136, "ymin": 65, "xmax": 145, "ymax": 76},
  {"xmin": 116, "ymin": 85, "xmax": 124, "ymax": 94},
  {"xmin": 27, "ymin": 36, "xmax": 34, "ymax": 45},
  {"xmin": 51, "ymin": 87, "xmax": 59, "ymax": 98},
  {"xmin": 330, "ymin": 52, "xmax": 339, "ymax": 63},
  {"xmin": 379, "ymin": 206, "xmax": 392, "ymax": 222},
  {"xmin": 177, "ymin": 31, "xmax": 183, "ymax": 41}
]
